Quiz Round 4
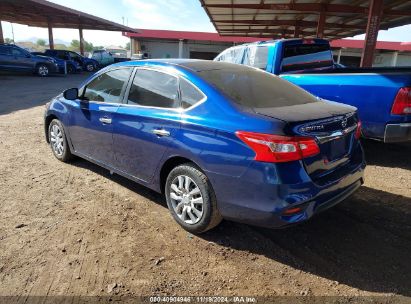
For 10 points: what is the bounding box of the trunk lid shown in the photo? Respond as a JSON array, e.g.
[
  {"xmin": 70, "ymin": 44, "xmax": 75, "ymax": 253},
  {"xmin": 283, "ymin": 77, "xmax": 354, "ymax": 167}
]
[{"xmin": 254, "ymin": 101, "xmax": 360, "ymax": 183}]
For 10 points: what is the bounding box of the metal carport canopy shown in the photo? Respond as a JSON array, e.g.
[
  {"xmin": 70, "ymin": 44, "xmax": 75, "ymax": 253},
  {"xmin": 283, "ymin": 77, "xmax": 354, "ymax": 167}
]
[
  {"xmin": 199, "ymin": 0, "xmax": 411, "ymax": 67},
  {"xmin": 0, "ymin": 0, "xmax": 138, "ymax": 53}
]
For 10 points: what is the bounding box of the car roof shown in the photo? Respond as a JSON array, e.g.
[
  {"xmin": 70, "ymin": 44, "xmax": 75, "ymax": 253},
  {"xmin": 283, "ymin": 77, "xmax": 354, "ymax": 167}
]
[{"xmin": 115, "ymin": 59, "xmax": 254, "ymax": 73}]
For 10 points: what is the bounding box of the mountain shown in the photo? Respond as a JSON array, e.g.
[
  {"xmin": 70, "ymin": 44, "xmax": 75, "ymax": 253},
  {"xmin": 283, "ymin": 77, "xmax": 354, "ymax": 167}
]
[{"xmin": 16, "ymin": 37, "xmax": 70, "ymax": 46}]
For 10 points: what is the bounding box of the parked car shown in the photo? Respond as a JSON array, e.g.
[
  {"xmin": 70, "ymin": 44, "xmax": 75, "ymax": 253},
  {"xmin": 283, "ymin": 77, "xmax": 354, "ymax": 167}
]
[
  {"xmin": 0, "ymin": 44, "xmax": 59, "ymax": 76},
  {"xmin": 43, "ymin": 49, "xmax": 99, "ymax": 72},
  {"xmin": 31, "ymin": 51, "xmax": 81, "ymax": 74},
  {"xmin": 215, "ymin": 39, "xmax": 411, "ymax": 143},
  {"xmin": 44, "ymin": 60, "xmax": 365, "ymax": 233},
  {"xmin": 89, "ymin": 49, "xmax": 115, "ymax": 66}
]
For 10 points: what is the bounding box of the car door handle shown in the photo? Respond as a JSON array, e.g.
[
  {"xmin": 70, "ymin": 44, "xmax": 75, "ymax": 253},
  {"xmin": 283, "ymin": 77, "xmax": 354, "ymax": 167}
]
[
  {"xmin": 152, "ymin": 129, "xmax": 170, "ymax": 137},
  {"xmin": 99, "ymin": 117, "xmax": 112, "ymax": 124}
]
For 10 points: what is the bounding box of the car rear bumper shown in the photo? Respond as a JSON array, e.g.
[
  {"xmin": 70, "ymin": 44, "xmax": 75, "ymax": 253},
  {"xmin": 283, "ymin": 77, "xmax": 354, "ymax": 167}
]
[
  {"xmin": 384, "ymin": 123, "xmax": 411, "ymax": 143},
  {"xmin": 208, "ymin": 146, "xmax": 365, "ymax": 229}
]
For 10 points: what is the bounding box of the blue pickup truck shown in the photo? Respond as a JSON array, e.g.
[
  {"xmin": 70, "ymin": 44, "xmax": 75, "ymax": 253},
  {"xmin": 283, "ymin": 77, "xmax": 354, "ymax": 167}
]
[{"xmin": 215, "ymin": 39, "xmax": 411, "ymax": 143}]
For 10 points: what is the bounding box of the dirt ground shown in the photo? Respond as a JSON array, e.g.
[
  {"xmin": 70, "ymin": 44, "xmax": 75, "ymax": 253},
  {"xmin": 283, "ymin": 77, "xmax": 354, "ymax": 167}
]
[{"xmin": 0, "ymin": 73, "xmax": 410, "ymax": 301}]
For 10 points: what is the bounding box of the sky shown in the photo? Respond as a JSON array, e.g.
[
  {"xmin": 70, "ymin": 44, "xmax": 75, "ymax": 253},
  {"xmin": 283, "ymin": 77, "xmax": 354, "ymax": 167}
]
[{"xmin": 1, "ymin": 0, "xmax": 411, "ymax": 47}]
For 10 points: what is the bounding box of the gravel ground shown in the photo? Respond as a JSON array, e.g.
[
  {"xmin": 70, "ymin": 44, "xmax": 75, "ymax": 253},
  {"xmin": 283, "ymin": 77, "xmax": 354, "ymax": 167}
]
[{"xmin": 0, "ymin": 73, "xmax": 410, "ymax": 302}]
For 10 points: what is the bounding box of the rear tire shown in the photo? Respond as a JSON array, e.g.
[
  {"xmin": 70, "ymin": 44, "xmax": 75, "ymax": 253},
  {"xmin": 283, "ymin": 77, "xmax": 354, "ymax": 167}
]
[
  {"xmin": 165, "ymin": 163, "xmax": 222, "ymax": 234},
  {"xmin": 48, "ymin": 119, "xmax": 73, "ymax": 162},
  {"xmin": 36, "ymin": 64, "xmax": 49, "ymax": 77}
]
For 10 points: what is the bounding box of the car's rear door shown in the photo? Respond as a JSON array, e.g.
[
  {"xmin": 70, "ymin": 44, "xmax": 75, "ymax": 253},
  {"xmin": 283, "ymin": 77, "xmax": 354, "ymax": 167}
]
[
  {"xmin": 67, "ymin": 67, "xmax": 133, "ymax": 166},
  {"xmin": 112, "ymin": 67, "xmax": 181, "ymax": 183}
]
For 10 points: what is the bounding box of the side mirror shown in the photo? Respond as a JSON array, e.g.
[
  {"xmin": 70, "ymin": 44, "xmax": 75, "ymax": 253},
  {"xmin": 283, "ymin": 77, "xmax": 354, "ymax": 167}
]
[
  {"xmin": 26, "ymin": 53, "xmax": 31, "ymax": 58},
  {"xmin": 63, "ymin": 88, "xmax": 79, "ymax": 100}
]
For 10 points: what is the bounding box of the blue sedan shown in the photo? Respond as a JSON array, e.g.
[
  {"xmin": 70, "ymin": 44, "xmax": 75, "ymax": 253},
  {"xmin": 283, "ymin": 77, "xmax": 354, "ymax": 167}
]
[{"xmin": 44, "ymin": 59, "xmax": 365, "ymax": 233}]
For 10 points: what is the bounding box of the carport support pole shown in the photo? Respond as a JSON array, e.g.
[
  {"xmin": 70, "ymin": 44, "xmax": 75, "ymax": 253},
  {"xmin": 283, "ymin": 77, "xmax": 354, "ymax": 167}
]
[
  {"xmin": 178, "ymin": 39, "xmax": 184, "ymax": 58},
  {"xmin": 0, "ymin": 21, "xmax": 4, "ymax": 44},
  {"xmin": 48, "ymin": 22, "xmax": 54, "ymax": 50},
  {"xmin": 360, "ymin": 0, "xmax": 384, "ymax": 67},
  {"xmin": 79, "ymin": 27, "xmax": 84, "ymax": 55},
  {"xmin": 316, "ymin": 12, "xmax": 326, "ymax": 38},
  {"xmin": 294, "ymin": 25, "xmax": 300, "ymax": 38}
]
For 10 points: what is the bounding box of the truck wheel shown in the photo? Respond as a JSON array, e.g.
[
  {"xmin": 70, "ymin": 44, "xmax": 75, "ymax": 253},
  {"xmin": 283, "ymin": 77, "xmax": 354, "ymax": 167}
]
[
  {"xmin": 36, "ymin": 64, "xmax": 49, "ymax": 77},
  {"xmin": 86, "ymin": 63, "xmax": 95, "ymax": 72},
  {"xmin": 165, "ymin": 163, "xmax": 222, "ymax": 234},
  {"xmin": 67, "ymin": 64, "xmax": 75, "ymax": 74}
]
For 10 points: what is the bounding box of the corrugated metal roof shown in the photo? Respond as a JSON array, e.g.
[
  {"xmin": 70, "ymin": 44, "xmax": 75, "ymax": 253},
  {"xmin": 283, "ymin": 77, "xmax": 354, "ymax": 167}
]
[{"xmin": 200, "ymin": 0, "xmax": 411, "ymax": 39}]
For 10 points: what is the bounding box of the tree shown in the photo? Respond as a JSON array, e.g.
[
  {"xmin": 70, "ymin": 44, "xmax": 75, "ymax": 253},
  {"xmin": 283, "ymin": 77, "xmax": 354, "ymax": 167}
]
[
  {"xmin": 84, "ymin": 41, "xmax": 94, "ymax": 52},
  {"xmin": 36, "ymin": 39, "xmax": 46, "ymax": 47},
  {"xmin": 125, "ymin": 42, "xmax": 130, "ymax": 50},
  {"xmin": 70, "ymin": 39, "xmax": 80, "ymax": 50},
  {"xmin": 70, "ymin": 39, "xmax": 94, "ymax": 52},
  {"xmin": 5, "ymin": 38, "xmax": 14, "ymax": 44}
]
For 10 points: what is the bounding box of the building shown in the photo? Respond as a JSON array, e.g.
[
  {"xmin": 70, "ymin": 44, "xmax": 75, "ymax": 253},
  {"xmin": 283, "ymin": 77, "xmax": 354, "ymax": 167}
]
[
  {"xmin": 124, "ymin": 29, "xmax": 269, "ymax": 60},
  {"xmin": 125, "ymin": 30, "xmax": 411, "ymax": 68},
  {"xmin": 331, "ymin": 39, "xmax": 411, "ymax": 67}
]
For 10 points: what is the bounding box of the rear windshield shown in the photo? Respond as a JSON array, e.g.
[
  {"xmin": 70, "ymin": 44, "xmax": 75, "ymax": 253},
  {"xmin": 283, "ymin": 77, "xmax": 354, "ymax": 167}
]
[
  {"xmin": 281, "ymin": 44, "xmax": 333, "ymax": 72},
  {"xmin": 198, "ymin": 66, "xmax": 318, "ymax": 108}
]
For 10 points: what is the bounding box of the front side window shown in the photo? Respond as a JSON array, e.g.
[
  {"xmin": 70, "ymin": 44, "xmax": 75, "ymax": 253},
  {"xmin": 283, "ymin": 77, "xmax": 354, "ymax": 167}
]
[
  {"xmin": 127, "ymin": 69, "xmax": 178, "ymax": 108},
  {"xmin": 243, "ymin": 45, "xmax": 269, "ymax": 69},
  {"xmin": 83, "ymin": 68, "xmax": 132, "ymax": 103},
  {"xmin": 180, "ymin": 79, "xmax": 205, "ymax": 109},
  {"xmin": 215, "ymin": 46, "xmax": 244, "ymax": 64}
]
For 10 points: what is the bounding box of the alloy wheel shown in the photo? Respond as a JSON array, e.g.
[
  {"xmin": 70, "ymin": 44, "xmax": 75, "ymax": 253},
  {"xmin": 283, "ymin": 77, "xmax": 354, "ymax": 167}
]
[
  {"xmin": 170, "ymin": 175, "xmax": 204, "ymax": 225},
  {"xmin": 38, "ymin": 65, "xmax": 49, "ymax": 76}
]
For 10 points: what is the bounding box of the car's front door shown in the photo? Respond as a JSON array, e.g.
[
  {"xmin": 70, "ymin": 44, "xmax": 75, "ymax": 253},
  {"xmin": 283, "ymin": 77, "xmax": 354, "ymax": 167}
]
[
  {"xmin": 0, "ymin": 45, "xmax": 12, "ymax": 70},
  {"xmin": 67, "ymin": 67, "xmax": 133, "ymax": 166},
  {"xmin": 112, "ymin": 68, "xmax": 181, "ymax": 183},
  {"xmin": 9, "ymin": 47, "xmax": 32, "ymax": 71}
]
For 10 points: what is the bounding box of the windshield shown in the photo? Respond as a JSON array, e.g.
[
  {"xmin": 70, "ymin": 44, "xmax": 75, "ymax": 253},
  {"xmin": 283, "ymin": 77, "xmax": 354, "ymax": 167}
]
[
  {"xmin": 198, "ymin": 66, "xmax": 318, "ymax": 108},
  {"xmin": 281, "ymin": 44, "xmax": 333, "ymax": 72}
]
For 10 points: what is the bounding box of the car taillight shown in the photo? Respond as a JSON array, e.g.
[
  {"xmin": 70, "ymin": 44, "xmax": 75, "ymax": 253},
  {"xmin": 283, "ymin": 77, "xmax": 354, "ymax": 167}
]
[
  {"xmin": 391, "ymin": 87, "xmax": 411, "ymax": 115},
  {"xmin": 236, "ymin": 131, "xmax": 320, "ymax": 163},
  {"xmin": 355, "ymin": 120, "xmax": 362, "ymax": 139}
]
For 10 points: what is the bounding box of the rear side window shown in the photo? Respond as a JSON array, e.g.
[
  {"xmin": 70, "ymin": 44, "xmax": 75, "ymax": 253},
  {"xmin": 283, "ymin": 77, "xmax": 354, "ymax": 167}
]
[
  {"xmin": 127, "ymin": 69, "xmax": 179, "ymax": 108},
  {"xmin": 83, "ymin": 68, "xmax": 132, "ymax": 103},
  {"xmin": 281, "ymin": 44, "xmax": 333, "ymax": 72},
  {"xmin": 198, "ymin": 66, "xmax": 318, "ymax": 108},
  {"xmin": 0, "ymin": 46, "xmax": 10, "ymax": 55},
  {"xmin": 180, "ymin": 79, "xmax": 205, "ymax": 109},
  {"xmin": 243, "ymin": 46, "xmax": 269, "ymax": 69}
]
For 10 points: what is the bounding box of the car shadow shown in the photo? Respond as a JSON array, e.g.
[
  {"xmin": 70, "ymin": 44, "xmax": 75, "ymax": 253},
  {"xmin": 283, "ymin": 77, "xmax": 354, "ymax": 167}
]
[
  {"xmin": 202, "ymin": 186, "xmax": 411, "ymax": 296},
  {"xmin": 71, "ymin": 158, "xmax": 411, "ymax": 296},
  {"xmin": 0, "ymin": 73, "xmax": 89, "ymax": 115},
  {"xmin": 361, "ymin": 139, "xmax": 411, "ymax": 170}
]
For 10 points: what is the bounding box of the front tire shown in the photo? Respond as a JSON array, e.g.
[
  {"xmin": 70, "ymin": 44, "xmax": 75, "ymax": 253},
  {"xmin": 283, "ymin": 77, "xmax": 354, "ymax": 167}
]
[
  {"xmin": 86, "ymin": 63, "xmax": 95, "ymax": 72},
  {"xmin": 36, "ymin": 64, "xmax": 49, "ymax": 77},
  {"xmin": 67, "ymin": 64, "xmax": 75, "ymax": 74},
  {"xmin": 165, "ymin": 164, "xmax": 222, "ymax": 234},
  {"xmin": 48, "ymin": 119, "xmax": 73, "ymax": 162}
]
